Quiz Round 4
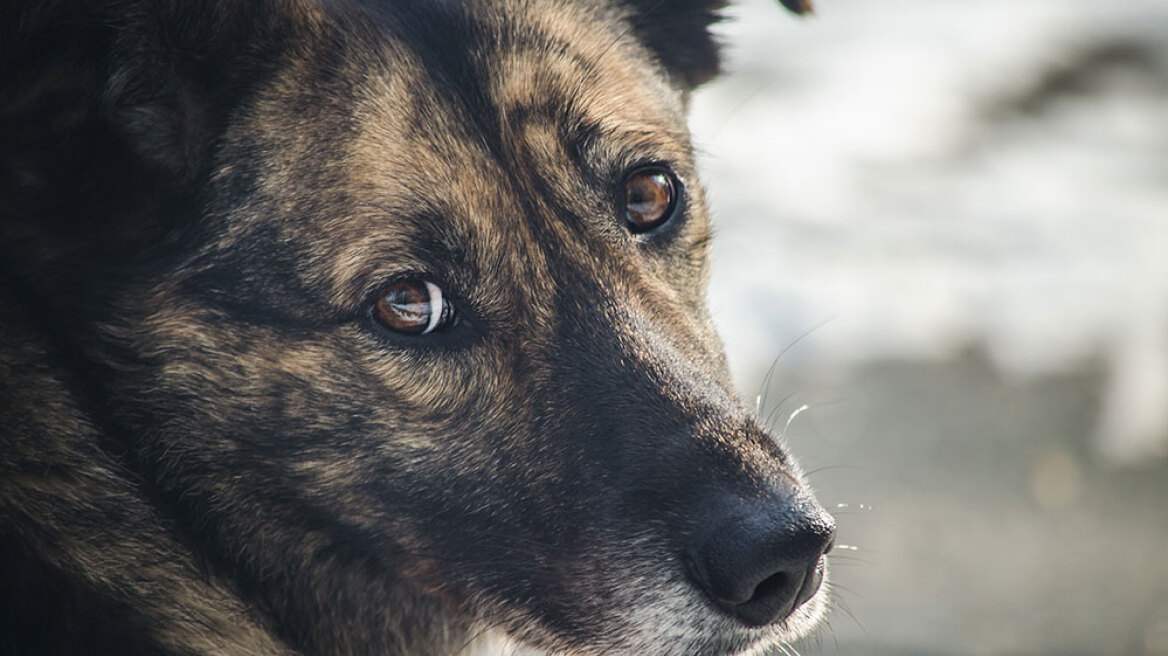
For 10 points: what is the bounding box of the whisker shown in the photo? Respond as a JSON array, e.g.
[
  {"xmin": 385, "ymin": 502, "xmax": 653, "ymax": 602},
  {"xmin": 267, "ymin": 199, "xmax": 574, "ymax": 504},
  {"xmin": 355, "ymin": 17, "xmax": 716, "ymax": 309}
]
[
  {"xmin": 817, "ymin": 619, "xmax": 834, "ymax": 653},
  {"xmin": 792, "ymin": 628, "xmax": 823, "ymax": 656},
  {"xmin": 828, "ymin": 554, "xmax": 872, "ymax": 565},
  {"xmin": 788, "ymin": 398, "xmax": 846, "ymax": 436},
  {"xmin": 830, "ymin": 503, "xmax": 874, "ymax": 516},
  {"xmin": 756, "ymin": 317, "xmax": 834, "ymax": 418},
  {"xmin": 802, "ymin": 464, "xmax": 860, "ymax": 478},
  {"xmin": 829, "ymin": 582, "xmax": 865, "ymax": 599},
  {"xmin": 763, "ymin": 389, "xmax": 803, "ymax": 431},
  {"xmin": 821, "ymin": 618, "xmax": 841, "ymax": 653},
  {"xmin": 706, "ymin": 80, "xmax": 776, "ymax": 142},
  {"xmin": 828, "ymin": 593, "xmax": 867, "ymax": 634},
  {"xmin": 781, "ymin": 403, "xmax": 811, "ymax": 437}
]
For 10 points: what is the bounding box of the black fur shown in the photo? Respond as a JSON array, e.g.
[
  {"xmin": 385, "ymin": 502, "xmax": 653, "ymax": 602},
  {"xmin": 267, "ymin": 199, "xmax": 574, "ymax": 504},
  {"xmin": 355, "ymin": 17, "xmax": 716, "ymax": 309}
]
[
  {"xmin": 1, "ymin": 2, "xmax": 831, "ymax": 655},
  {"xmin": 619, "ymin": 0, "xmax": 810, "ymax": 89}
]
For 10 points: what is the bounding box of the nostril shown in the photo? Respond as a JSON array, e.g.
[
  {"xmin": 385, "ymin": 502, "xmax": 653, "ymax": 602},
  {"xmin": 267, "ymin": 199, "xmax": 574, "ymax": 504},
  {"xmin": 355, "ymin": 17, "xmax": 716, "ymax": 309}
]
[
  {"xmin": 792, "ymin": 555, "xmax": 827, "ymax": 610},
  {"xmin": 730, "ymin": 566, "xmax": 807, "ymax": 628},
  {"xmin": 749, "ymin": 571, "xmax": 790, "ymax": 606}
]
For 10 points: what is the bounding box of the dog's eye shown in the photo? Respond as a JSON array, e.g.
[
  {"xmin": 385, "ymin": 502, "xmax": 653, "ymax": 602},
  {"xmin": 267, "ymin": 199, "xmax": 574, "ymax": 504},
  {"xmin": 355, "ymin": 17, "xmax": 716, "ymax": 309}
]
[
  {"xmin": 623, "ymin": 167, "xmax": 678, "ymax": 233},
  {"xmin": 374, "ymin": 279, "xmax": 456, "ymax": 335}
]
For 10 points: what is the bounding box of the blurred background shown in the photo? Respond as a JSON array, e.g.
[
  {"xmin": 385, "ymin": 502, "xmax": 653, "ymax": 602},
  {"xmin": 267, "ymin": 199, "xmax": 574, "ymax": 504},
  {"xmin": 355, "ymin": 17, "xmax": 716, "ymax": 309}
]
[{"xmin": 688, "ymin": 0, "xmax": 1168, "ymax": 654}]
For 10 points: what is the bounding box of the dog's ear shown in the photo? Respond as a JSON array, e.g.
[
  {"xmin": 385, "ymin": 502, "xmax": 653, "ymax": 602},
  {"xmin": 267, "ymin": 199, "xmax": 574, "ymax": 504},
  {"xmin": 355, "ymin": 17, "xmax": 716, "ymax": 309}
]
[
  {"xmin": 619, "ymin": 0, "xmax": 812, "ymax": 89},
  {"xmin": 0, "ymin": 1, "xmax": 293, "ymax": 284},
  {"xmin": 103, "ymin": 2, "xmax": 286, "ymax": 184},
  {"xmin": 1, "ymin": 1, "xmax": 288, "ymax": 190}
]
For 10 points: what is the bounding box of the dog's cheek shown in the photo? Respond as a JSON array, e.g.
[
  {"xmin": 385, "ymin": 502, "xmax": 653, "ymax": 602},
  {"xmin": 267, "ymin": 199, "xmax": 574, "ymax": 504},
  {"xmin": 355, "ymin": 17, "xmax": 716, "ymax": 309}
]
[
  {"xmin": 118, "ymin": 314, "xmax": 393, "ymax": 496},
  {"xmin": 127, "ymin": 307, "xmax": 530, "ymax": 516}
]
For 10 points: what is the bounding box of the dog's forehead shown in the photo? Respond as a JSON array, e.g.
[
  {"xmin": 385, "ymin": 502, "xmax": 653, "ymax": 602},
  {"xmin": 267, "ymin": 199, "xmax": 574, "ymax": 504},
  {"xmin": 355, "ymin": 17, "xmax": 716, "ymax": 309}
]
[
  {"xmin": 225, "ymin": 0, "xmax": 697, "ymax": 314},
  {"xmin": 342, "ymin": 0, "xmax": 692, "ymax": 227}
]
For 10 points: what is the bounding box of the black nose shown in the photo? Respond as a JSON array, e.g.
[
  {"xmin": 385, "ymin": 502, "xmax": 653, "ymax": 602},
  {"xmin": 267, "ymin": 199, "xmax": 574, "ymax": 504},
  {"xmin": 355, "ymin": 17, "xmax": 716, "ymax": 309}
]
[{"xmin": 684, "ymin": 496, "xmax": 836, "ymax": 627}]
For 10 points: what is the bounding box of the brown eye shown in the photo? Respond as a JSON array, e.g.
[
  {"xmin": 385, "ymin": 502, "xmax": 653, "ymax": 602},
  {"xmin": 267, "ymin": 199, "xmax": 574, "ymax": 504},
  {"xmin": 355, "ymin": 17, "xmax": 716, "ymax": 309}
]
[
  {"xmin": 624, "ymin": 167, "xmax": 678, "ymax": 232},
  {"xmin": 373, "ymin": 279, "xmax": 456, "ymax": 335}
]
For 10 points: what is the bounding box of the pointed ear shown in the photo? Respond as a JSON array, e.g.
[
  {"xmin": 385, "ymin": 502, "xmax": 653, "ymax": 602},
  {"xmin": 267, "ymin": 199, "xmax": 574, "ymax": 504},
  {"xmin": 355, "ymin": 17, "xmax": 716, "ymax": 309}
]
[
  {"xmin": 619, "ymin": 0, "xmax": 812, "ymax": 89},
  {"xmin": 103, "ymin": 2, "xmax": 276, "ymax": 184}
]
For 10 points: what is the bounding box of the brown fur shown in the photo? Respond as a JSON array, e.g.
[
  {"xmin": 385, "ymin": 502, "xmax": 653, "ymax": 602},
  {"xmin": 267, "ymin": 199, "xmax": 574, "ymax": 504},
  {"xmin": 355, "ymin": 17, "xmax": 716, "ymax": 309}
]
[{"xmin": 0, "ymin": 1, "xmax": 829, "ymax": 655}]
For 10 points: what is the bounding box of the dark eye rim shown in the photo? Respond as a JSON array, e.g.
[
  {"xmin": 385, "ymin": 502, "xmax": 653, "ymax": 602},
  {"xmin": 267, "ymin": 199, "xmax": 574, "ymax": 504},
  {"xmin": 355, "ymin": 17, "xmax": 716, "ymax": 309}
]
[
  {"xmin": 618, "ymin": 163, "xmax": 686, "ymax": 237},
  {"xmin": 363, "ymin": 274, "xmax": 478, "ymax": 349}
]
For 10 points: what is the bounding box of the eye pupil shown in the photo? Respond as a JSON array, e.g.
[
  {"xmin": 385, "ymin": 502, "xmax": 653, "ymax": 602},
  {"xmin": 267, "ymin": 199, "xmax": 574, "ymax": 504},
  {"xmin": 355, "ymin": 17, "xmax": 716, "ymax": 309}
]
[
  {"xmin": 624, "ymin": 168, "xmax": 676, "ymax": 232},
  {"xmin": 374, "ymin": 279, "xmax": 454, "ymax": 335}
]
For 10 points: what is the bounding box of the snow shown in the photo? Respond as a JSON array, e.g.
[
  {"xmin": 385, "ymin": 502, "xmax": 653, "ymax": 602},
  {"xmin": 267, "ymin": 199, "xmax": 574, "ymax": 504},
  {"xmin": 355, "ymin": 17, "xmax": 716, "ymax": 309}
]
[{"xmin": 691, "ymin": 0, "xmax": 1168, "ymax": 464}]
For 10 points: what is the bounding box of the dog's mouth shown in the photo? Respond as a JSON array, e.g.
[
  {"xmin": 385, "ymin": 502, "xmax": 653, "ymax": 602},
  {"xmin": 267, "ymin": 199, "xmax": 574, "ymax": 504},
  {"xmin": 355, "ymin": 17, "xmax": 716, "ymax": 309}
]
[
  {"xmin": 464, "ymin": 575, "xmax": 831, "ymax": 656},
  {"xmin": 619, "ymin": 580, "xmax": 834, "ymax": 656},
  {"xmin": 696, "ymin": 578, "xmax": 833, "ymax": 656}
]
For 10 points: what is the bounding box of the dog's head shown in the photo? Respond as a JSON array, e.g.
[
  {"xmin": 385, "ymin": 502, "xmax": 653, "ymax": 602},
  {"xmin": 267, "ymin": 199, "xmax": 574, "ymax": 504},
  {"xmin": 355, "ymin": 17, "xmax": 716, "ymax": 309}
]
[{"xmin": 2, "ymin": 1, "xmax": 832, "ymax": 654}]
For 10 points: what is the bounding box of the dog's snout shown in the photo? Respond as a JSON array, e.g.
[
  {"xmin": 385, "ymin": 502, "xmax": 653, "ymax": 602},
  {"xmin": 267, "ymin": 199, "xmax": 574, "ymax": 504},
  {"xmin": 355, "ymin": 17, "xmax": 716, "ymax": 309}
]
[{"xmin": 684, "ymin": 497, "xmax": 835, "ymax": 628}]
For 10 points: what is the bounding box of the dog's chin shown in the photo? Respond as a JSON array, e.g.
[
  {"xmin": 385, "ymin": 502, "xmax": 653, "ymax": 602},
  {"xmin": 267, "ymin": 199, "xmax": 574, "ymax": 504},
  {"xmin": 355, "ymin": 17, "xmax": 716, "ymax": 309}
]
[
  {"xmin": 739, "ymin": 585, "xmax": 832, "ymax": 656},
  {"xmin": 688, "ymin": 582, "xmax": 833, "ymax": 656},
  {"xmin": 464, "ymin": 576, "xmax": 830, "ymax": 656}
]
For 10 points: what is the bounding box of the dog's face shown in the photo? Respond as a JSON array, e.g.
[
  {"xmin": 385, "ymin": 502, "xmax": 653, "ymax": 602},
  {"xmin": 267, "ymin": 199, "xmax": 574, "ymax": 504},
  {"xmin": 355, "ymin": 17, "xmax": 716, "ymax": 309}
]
[{"xmin": 17, "ymin": 0, "xmax": 832, "ymax": 654}]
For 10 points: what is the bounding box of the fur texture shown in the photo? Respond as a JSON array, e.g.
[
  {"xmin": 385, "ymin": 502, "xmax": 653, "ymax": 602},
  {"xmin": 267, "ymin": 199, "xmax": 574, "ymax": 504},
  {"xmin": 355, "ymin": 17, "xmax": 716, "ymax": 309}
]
[{"xmin": 0, "ymin": 1, "xmax": 829, "ymax": 655}]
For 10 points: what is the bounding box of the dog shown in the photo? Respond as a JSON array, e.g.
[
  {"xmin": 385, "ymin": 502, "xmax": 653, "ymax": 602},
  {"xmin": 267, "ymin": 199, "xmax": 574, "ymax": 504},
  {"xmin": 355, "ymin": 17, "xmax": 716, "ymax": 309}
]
[{"xmin": 0, "ymin": 1, "xmax": 834, "ymax": 654}]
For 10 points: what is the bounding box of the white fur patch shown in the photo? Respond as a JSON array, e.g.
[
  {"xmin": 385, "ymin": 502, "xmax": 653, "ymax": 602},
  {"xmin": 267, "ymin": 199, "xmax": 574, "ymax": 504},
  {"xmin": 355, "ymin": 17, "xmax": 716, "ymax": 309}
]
[{"xmin": 463, "ymin": 630, "xmax": 553, "ymax": 656}]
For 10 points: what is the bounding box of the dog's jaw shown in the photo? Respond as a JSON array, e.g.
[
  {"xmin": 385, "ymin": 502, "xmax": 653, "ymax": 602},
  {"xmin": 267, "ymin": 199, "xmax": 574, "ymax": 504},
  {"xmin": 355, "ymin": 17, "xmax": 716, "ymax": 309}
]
[{"xmin": 460, "ymin": 561, "xmax": 830, "ymax": 656}]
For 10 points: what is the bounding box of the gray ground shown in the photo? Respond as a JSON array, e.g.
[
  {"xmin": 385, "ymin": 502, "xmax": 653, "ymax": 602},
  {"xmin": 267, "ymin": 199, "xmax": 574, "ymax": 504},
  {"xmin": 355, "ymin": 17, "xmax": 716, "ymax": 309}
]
[{"xmin": 754, "ymin": 353, "xmax": 1168, "ymax": 656}]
